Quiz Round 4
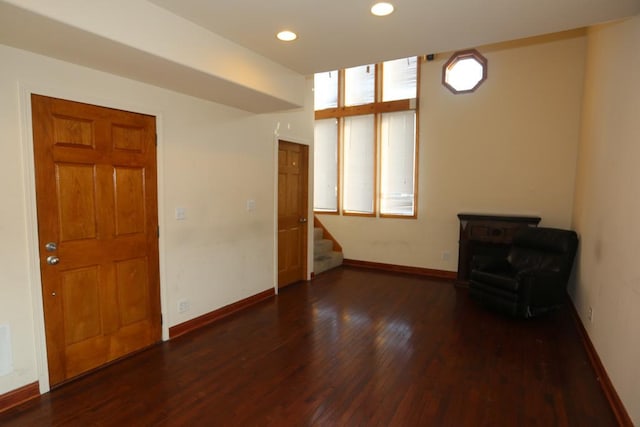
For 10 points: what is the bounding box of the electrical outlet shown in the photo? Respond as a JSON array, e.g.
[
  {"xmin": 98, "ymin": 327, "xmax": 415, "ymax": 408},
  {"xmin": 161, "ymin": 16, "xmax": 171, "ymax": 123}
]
[
  {"xmin": 178, "ymin": 299, "xmax": 190, "ymax": 314},
  {"xmin": 588, "ymin": 306, "xmax": 593, "ymax": 323}
]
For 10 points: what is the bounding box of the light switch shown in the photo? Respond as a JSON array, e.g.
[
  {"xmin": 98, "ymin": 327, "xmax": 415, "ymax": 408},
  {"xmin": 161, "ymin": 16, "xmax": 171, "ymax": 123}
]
[
  {"xmin": 246, "ymin": 199, "xmax": 256, "ymax": 212},
  {"xmin": 175, "ymin": 207, "xmax": 186, "ymax": 220}
]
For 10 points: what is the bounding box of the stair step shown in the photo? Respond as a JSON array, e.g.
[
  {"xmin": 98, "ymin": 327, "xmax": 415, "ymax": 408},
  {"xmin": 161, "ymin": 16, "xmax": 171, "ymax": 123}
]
[
  {"xmin": 314, "ymin": 239, "xmax": 333, "ymax": 256},
  {"xmin": 313, "ymin": 227, "xmax": 323, "ymax": 240},
  {"xmin": 314, "ymin": 251, "xmax": 344, "ymax": 275}
]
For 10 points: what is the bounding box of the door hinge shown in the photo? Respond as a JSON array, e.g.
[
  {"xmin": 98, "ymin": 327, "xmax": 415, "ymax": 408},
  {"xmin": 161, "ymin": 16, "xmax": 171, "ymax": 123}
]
[
  {"xmin": 157, "ymin": 226, "xmax": 160, "ymax": 238},
  {"xmin": 160, "ymin": 313, "xmax": 163, "ymax": 325},
  {"xmin": 155, "ymin": 134, "xmax": 158, "ymax": 146}
]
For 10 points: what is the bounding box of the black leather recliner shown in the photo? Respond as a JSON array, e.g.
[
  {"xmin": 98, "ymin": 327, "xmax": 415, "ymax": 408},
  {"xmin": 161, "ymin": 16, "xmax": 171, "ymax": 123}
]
[{"xmin": 469, "ymin": 227, "xmax": 578, "ymax": 318}]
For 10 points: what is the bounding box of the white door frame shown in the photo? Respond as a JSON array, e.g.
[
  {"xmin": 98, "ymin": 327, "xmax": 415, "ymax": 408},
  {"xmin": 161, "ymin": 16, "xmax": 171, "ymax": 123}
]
[
  {"xmin": 272, "ymin": 132, "xmax": 313, "ymax": 294},
  {"xmin": 18, "ymin": 83, "xmax": 168, "ymax": 394}
]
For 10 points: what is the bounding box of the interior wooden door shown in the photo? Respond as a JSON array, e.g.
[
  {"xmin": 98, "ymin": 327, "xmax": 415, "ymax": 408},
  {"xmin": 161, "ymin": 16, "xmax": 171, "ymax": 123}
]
[
  {"xmin": 278, "ymin": 140, "xmax": 308, "ymax": 288},
  {"xmin": 31, "ymin": 94, "xmax": 161, "ymax": 386}
]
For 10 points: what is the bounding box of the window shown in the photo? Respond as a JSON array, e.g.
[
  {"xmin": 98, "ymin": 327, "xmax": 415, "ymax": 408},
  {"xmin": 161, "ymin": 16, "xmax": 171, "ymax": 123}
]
[
  {"xmin": 442, "ymin": 49, "xmax": 487, "ymax": 94},
  {"xmin": 383, "ymin": 57, "xmax": 418, "ymax": 102},
  {"xmin": 343, "ymin": 115, "xmax": 375, "ymax": 213},
  {"xmin": 313, "ymin": 119, "xmax": 338, "ymax": 212},
  {"xmin": 314, "ymin": 56, "xmax": 419, "ymax": 217},
  {"xmin": 380, "ymin": 111, "xmax": 416, "ymax": 216},
  {"xmin": 314, "ymin": 71, "xmax": 338, "ymax": 110},
  {"xmin": 344, "ymin": 64, "xmax": 375, "ymax": 106}
]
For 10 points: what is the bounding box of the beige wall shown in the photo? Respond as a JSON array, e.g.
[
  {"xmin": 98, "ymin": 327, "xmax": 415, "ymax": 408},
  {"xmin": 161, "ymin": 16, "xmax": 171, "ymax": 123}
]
[
  {"xmin": 571, "ymin": 16, "xmax": 640, "ymax": 424},
  {"xmin": 0, "ymin": 44, "xmax": 312, "ymax": 395},
  {"xmin": 318, "ymin": 31, "xmax": 587, "ymax": 271}
]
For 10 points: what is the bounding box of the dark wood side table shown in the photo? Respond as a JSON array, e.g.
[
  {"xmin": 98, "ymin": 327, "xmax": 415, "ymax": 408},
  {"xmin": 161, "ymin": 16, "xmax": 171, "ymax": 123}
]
[{"xmin": 456, "ymin": 213, "xmax": 541, "ymax": 285}]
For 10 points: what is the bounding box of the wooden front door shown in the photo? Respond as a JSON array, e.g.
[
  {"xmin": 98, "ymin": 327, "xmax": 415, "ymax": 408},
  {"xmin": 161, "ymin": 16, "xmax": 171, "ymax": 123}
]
[
  {"xmin": 277, "ymin": 140, "xmax": 308, "ymax": 288},
  {"xmin": 31, "ymin": 95, "xmax": 161, "ymax": 386}
]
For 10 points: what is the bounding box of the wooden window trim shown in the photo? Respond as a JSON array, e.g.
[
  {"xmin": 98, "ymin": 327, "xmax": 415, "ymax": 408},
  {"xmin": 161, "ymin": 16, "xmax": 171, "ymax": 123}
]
[
  {"xmin": 378, "ymin": 106, "xmax": 419, "ymax": 220},
  {"xmin": 378, "ymin": 59, "xmax": 421, "ymax": 219},
  {"xmin": 313, "ymin": 117, "xmax": 340, "ymax": 214},
  {"xmin": 373, "ymin": 111, "xmax": 379, "ymax": 215},
  {"xmin": 315, "ymin": 210, "xmax": 340, "ymax": 215},
  {"xmin": 379, "ymin": 213, "xmax": 417, "ymax": 219},
  {"xmin": 413, "ymin": 61, "xmax": 421, "ymax": 218},
  {"xmin": 314, "ymin": 57, "xmax": 421, "ymax": 219},
  {"xmin": 343, "ymin": 211, "xmax": 376, "ymax": 218},
  {"xmin": 313, "ymin": 73, "xmax": 342, "ymax": 215},
  {"xmin": 315, "ymin": 99, "xmax": 414, "ymax": 120}
]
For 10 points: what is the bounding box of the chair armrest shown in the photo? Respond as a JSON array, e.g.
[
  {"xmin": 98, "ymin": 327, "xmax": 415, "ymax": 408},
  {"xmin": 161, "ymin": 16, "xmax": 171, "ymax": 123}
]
[
  {"xmin": 472, "ymin": 255, "xmax": 510, "ymax": 273},
  {"xmin": 516, "ymin": 269, "xmax": 567, "ymax": 307}
]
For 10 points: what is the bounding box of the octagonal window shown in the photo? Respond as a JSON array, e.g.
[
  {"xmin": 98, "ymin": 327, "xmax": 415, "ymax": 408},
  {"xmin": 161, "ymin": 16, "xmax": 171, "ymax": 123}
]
[{"xmin": 442, "ymin": 49, "xmax": 487, "ymax": 94}]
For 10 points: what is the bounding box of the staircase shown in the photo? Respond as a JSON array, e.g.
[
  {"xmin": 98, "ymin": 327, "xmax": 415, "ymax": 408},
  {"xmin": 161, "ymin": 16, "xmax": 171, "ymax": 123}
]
[{"xmin": 313, "ymin": 225, "xmax": 343, "ymax": 275}]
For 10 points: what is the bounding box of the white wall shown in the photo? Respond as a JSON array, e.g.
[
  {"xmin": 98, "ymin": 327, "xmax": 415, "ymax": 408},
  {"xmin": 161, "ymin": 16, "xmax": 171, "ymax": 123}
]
[
  {"xmin": 318, "ymin": 30, "xmax": 587, "ymax": 271},
  {"xmin": 0, "ymin": 0, "xmax": 306, "ymax": 112},
  {"xmin": 0, "ymin": 43, "xmax": 312, "ymax": 395},
  {"xmin": 571, "ymin": 15, "xmax": 640, "ymax": 424}
]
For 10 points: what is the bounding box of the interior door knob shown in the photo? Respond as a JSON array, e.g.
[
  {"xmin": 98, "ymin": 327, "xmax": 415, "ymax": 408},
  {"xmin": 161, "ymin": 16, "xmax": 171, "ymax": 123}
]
[
  {"xmin": 299, "ymin": 218, "xmax": 308, "ymax": 223},
  {"xmin": 46, "ymin": 256, "xmax": 60, "ymax": 265}
]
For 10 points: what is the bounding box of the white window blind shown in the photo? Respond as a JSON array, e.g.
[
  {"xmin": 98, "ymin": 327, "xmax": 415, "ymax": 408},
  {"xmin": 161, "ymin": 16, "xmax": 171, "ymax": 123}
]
[
  {"xmin": 380, "ymin": 111, "xmax": 416, "ymax": 216},
  {"xmin": 383, "ymin": 57, "xmax": 418, "ymax": 102},
  {"xmin": 313, "ymin": 119, "xmax": 339, "ymax": 212},
  {"xmin": 314, "ymin": 71, "xmax": 338, "ymax": 110},
  {"xmin": 343, "ymin": 115, "xmax": 375, "ymax": 213},
  {"xmin": 344, "ymin": 64, "xmax": 375, "ymax": 107}
]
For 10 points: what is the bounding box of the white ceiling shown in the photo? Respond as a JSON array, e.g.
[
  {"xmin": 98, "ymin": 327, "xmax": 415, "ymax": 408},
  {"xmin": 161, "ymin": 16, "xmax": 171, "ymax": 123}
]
[
  {"xmin": 1, "ymin": 0, "xmax": 638, "ymax": 112},
  {"xmin": 148, "ymin": 0, "xmax": 640, "ymax": 75}
]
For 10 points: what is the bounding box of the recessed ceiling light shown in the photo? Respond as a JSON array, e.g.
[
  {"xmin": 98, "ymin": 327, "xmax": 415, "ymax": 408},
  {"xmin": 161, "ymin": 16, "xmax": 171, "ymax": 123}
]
[
  {"xmin": 277, "ymin": 30, "xmax": 297, "ymax": 42},
  {"xmin": 371, "ymin": 2, "xmax": 394, "ymax": 17}
]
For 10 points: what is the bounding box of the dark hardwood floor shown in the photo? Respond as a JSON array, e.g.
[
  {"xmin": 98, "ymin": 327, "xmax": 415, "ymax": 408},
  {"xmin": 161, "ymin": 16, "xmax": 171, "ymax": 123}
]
[{"xmin": 1, "ymin": 267, "xmax": 616, "ymax": 426}]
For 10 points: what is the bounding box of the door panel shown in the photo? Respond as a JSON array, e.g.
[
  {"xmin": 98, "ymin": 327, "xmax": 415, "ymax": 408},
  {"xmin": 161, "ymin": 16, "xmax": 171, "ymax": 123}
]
[
  {"xmin": 56, "ymin": 164, "xmax": 98, "ymax": 241},
  {"xmin": 114, "ymin": 167, "xmax": 146, "ymax": 235},
  {"xmin": 115, "ymin": 257, "xmax": 150, "ymax": 326},
  {"xmin": 277, "ymin": 141, "xmax": 308, "ymax": 287},
  {"xmin": 52, "ymin": 115, "xmax": 94, "ymax": 147},
  {"xmin": 32, "ymin": 94, "xmax": 161, "ymax": 386},
  {"xmin": 112, "ymin": 124, "xmax": 145, "ymax": 152},
  {"xmin": 61, "ymin": 267, "xmax": 101, "ymax": 344}
]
